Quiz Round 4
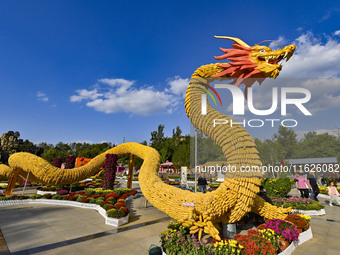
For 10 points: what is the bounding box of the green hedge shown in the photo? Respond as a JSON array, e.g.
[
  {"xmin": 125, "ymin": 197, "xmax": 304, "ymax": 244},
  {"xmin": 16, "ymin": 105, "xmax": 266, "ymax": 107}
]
[{"xmin": 262, "ymin": 178, "xmax": 293, "ymax": 197}]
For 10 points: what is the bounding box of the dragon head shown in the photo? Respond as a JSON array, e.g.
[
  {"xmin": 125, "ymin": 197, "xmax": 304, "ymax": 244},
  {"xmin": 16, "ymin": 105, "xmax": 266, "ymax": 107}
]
[{"xmin": 212, "ymin": 36, "xmax": 295, "ymax": 95}]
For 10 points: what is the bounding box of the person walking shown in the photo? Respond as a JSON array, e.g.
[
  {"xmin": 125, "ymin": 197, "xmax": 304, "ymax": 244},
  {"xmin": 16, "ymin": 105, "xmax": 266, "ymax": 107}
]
[
  {"xmin": 294, "ymin": 173, "xmax": 311, "ymax": 198},
  {"xmin": 197, "ymin": 172, "xmax": 208, "ymax": 193},
  {"xmin": 307, "ymin": 173, "xmax": 320, "ymax": 201},
  {"xmin": 327, "ymin": 181, "xmax": 340, "ymax": 206}
]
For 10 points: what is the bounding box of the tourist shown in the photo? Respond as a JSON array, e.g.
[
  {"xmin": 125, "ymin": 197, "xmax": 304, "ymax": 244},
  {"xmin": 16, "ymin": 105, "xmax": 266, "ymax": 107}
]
[
  {"xmin": 197, "ymin": 172, "xmax": 208, "ymax": 193},
  {"xmin": 327, "ymin": 181, "xmax": 340, "ymax": 206},
  {"xmin": 307, "ymin": 173, "xmax": 320, "ymax": 201},
  {"xmin": 294, "ymin": 173, "xmax": 311, "ymax": 198}
]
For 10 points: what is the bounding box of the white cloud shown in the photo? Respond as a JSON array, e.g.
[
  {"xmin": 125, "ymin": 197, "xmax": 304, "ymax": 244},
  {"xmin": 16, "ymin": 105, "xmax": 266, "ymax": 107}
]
[
  {"xmin": 334, "ymin": 30, "xmax": 340, "ymax": 36},
  {"xmin": 280, "ymin": 31, "xmax": 340, "ymax": 78},
  {"xmin": 166, "ymin": 76, "xmax": 189, "ymax": 97},
  {"xmin": 70, "ymin": 89, "xmax": 103, "ymax": 102},
  {"xmin": 70, "ymin": 77, "xmax": 188, "ymax": 115},
  {"xmin": 37, "ymin": 92, "xmax": 48, "ymax": 102},
  {"xmin": 269, "ymin": 36, "xmax": 287, "ymax": 50}
]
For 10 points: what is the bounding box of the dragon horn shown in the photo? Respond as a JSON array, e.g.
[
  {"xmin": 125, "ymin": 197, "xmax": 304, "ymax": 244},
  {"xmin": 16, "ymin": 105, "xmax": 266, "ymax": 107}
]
[{"xmin": 214, "ymin": 36, "xmax": 251, "ymax": 48}]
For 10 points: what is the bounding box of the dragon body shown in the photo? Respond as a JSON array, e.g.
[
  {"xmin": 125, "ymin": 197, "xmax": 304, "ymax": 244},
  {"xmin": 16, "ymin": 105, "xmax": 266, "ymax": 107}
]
[{"xmin": 0, "ymin": 36, "xmax": 296, "ymax": 240}]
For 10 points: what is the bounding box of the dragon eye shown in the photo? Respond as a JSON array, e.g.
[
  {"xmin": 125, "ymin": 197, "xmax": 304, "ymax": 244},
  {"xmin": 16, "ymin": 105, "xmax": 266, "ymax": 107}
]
[{"xmin": 260, "ymin": 49, "xmax": 266, "ymax": 53}]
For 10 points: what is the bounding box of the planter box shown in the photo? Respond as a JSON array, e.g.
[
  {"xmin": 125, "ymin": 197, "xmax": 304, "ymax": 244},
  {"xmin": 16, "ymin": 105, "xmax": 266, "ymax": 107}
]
[
  {"xmin": 291, "ymin": 209, "xmax": 325, "ymax": 216},
  {"xmin": 278, "ymin": 241, "xmax": 296, "ymax": 255},
  {"xmin": 37, "ymin": 190, "xmax": 57, "ymax": 195},
  {"xmin": 297, "ymin": 227, "xmax": 313, "ymax": 245},
  {"xmin": 106, "ymin": 214, "xmax": 129, "ymax": 227}
]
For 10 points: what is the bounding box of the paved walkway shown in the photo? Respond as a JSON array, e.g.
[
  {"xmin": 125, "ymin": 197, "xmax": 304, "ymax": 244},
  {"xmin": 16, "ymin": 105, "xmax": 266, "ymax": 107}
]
[
  {"xmin": 0, "ymin": 195, "xmax": 170, "ymax": 255},
  {"xmin": 0, "ymin": 191, "xmax": 339, "ymax": 254}
]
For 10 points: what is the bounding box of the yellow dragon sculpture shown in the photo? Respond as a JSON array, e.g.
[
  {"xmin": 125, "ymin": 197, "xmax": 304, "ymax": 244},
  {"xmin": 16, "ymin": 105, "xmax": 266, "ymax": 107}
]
[{"xmin": 0, "ymin": 36, "xmax": 296, "ymax": 241}]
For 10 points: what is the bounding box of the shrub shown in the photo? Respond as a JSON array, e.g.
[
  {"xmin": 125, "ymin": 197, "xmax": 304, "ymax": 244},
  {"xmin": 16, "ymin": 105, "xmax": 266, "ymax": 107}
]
[
  {"xmin": 264, "ymin": 219, "xmax": 299, "ymax": 242},
  {"xmin": 52, "ymin": 195, "xmax": 62, "ymax": 200},
  {"xmin": 115, "ymin": 203, "xmax": 125, "ymax": 209},
  {"xmin": 120, "ymin": 193, "xmax": 129, "ymax": 199},
  {"xmin": 80, "ymin": 198, "xmax": 89, "ymax": 203},
  {"xmin": 84, "ymin": 189, "xmax": 96, "ymax": 196},
  {"xmin": 129, "ymin": 190, "xmax": 138, "ymax": 196},
  {"xmin": 258, "ymin": 228, "xmax": 280, "ymax": 251},
  {"xmin": 285, "ymin": 214, "xmax": 309, "ymax": 232},
  {"xmin": 88, "ymin": 197, "xmax": 97, "ymax": 204},
  {"xmin": 30, "ymin": 194, "xmax": 43, "ymax": 200},
  {"xmin": 117, "ymin": 198, "xmax": 125, "ymax": 203},
  {"xmin": 273, "ymin": 196, "xmax": 325, "ymax": 210},
  {"xmin": 106, "ymin": 198, "xmax": 116, "ymax": 204},
  {"xmin": 105, "ymin": 192, "xmax": 120, "ymax": 199},
  {"xmin": 95, "ymin": 199, "xmax": 105, "ymax": 205},
  {"xmin": 76, "ymin": 195, "xmax": 87, "ymax": 202},
  {"xmin": 234, "ymin": 229, "xmax": 276, "ymax": 255},
  {"xmin": 107, "ymin": 208, "xmax": 125, "ymax": 218},
  {"xmin": 120, "ymin": 206, "xmax": 130, "ymax": 214},
  {"xmin": 57, "ymin": 190, "xmax": 69, "ymax": 195},
  {"xmin": 262, "ymin": 178, "xmax": 293, "ymax": 197},
  {"xmin": 43, "ymin": 194, "xmax": 52, "ymax": 199},
  {"xmin": 102, "ymin": 203, "xmax": 113, "ymax": 210},
  {"xmin": 113, "ymin": 188, "xmax": 131, "ymax": 196}
]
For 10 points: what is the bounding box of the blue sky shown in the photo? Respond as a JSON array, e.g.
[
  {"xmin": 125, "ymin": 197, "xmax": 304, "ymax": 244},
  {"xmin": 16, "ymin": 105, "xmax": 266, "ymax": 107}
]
[{"xmin": 1, "ymin": 0, "xmax": 340, "ymax": 145}]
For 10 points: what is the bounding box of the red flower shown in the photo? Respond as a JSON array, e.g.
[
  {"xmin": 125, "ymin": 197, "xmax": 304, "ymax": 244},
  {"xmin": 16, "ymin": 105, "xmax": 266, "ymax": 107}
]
[{"xmin": 105, "ymin": 193, "xmax": 120, "ymax": 199}]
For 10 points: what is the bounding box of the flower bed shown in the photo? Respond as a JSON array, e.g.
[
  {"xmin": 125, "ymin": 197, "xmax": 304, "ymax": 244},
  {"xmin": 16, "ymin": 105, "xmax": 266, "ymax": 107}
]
[
  {"xmin": 0, "ymin": 188, "xmax": 138, "ymax": 227},
  {"xmin": 163, "ymin": 181, "xmax": 180, "ymax": 186},
  {"xmin": 0, "ymin": 181, "xmax": 40, "ymax": 189},
  {"xmin": 270, "ymin": 196, "xmax": 325, "ymax": 211},
  {"xmin": 160, "ymin": 213, "xmax": 312, "ymax": 255},
  {"xmin": 35, "ymin": 176, "xmax": 119, "ymax": 193}
]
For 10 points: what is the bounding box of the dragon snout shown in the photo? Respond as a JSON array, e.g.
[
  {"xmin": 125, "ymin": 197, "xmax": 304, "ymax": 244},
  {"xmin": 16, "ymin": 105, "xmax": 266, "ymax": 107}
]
[
  {"xmin": 283, "ymin": 44, "xmax": 296, "ymax": 61},
  {"xmin": 286, "ymin": 44, "xmax": 296, "ymax": 52}
]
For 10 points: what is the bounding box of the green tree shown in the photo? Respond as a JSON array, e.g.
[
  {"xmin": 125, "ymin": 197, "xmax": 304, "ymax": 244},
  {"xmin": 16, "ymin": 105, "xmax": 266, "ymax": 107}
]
[
  {"xmin": 295, "ymin": 132, "xmax": 340, "ymax": 158},
  {"xmin": 150, "ymin": 124, "xmax": 165, "ymax": 152},
  {"xmin": 172, "ymin": 136, "xmax": 190, "ymax": 169},
  {"xmin": 41, "ymin": 148, "xmax": 69, "ymax": 163},
  {"xmin": 254, "ymin": 138, "xmax": 280, "ymax": 166},
  {"xmin": 273, "ymin": 126, "xmax": 297, "ymax": 159},
  {"xmin": 76, "ymin": 142, "xmax": 114, "ymax": 158},
  {"xmin": 195, "ymin": 131, "xmax": 224, "ymax": 165}
]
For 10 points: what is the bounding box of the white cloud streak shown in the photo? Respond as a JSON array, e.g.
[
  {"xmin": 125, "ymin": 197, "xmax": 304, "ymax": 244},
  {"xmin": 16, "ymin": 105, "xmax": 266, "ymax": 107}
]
[
  {"xmin": 37, "ymin": 92, "xmax": 48, "ymax": 102},
  {"xmin": 280, "ymin": 31, "xmax": 340, "ymax": 78},
  {"xmin": 70, "ymin": 77, "xmax": 189, "ymax": 115}
]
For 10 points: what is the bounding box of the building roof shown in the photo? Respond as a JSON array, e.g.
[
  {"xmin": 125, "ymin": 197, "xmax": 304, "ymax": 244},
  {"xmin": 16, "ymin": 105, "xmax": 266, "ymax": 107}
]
[{"xmin": 286, "ymin": 157, "xmax": 338, "ymax": 165}]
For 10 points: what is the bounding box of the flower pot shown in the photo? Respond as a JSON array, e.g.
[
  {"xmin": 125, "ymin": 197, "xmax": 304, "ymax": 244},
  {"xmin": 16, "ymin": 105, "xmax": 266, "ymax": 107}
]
[{"xmin": 278, "ymin": 237, "xmax": 290, "ymax": 251}]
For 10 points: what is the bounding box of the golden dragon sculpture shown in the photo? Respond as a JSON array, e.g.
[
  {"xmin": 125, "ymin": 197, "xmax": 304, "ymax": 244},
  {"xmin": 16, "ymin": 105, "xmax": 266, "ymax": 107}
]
[{"xmin": 0, "ymin": 36, "xmax": 296, "ymax": 241}]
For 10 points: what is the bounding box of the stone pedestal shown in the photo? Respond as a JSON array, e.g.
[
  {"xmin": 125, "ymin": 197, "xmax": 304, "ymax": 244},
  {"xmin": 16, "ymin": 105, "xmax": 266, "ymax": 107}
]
[{"xmin": 223, "ymin": 223, "xmax": 236, "ymax": 239}]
